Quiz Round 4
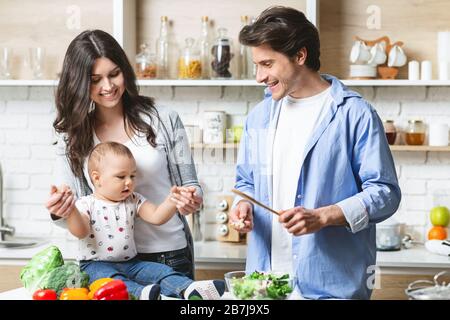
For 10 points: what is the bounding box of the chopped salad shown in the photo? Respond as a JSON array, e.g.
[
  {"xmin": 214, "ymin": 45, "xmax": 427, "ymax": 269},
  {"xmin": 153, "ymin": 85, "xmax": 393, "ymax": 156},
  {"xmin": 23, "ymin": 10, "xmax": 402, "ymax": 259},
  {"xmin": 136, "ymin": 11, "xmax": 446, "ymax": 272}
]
[{"xmin": 230, "ymin": 271, "xmax": 293, "ymax": 300}]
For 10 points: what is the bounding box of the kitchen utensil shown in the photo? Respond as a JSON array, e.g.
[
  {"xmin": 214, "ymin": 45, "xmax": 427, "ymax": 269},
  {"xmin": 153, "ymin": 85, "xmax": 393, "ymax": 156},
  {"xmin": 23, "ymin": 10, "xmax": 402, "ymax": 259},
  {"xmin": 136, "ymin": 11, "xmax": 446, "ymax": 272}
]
[
  {"xmin": 0, "ymin": 47, "xmax": 12, "ymax": 79},
  {"xmin": 376, "ymin": 217, "xmax": 403, "ymax": 251},
  {"xmin": 29, "ymin": 47, "xmax": 45, "ymax": 79},
  {"xmin": 231, "ymin": 189, "xmax": 280, "ymax": 215},
  {"xmin": 405, "ymin": 271, "xmax": 450, "ymax": 300},
  {"xmin": 368, "ymin": 42, "xmax": 387, "ymax": 65},
  {"xmin": 202, "ymin": 111, "xmax": 226, "ymax": 144},
  {"xmin": 388, "ymin": 45, "xmax": 407, "ymax": 67},
  {"xmin": 349, "ymin": 40, "xmax": 371, "ymax": 64},
  {"xmin": 429, "ymin": 123, "xmax": 449, "ymax": 146}
]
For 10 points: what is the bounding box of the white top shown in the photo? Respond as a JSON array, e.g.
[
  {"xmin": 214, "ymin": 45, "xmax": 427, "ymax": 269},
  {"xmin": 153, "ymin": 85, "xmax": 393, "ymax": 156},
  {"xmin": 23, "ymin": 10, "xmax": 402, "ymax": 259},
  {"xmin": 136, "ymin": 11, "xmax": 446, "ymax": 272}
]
[
  {"xmin": 83, "ymin": 130, "xmax": 186, "ymax": 253},
  {"xmin": 271, "ymin": 88, "xmax": 332, "ymax": 275},
  {"xmin": 75, "ymin": 192, "xmax": 146, "ymax": 261}
]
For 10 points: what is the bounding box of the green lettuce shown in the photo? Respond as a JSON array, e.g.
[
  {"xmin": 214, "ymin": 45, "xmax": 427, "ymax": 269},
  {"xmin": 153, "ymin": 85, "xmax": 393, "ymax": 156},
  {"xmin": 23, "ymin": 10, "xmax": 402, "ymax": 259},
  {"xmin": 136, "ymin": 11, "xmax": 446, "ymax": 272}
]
[{"xmin": 20, "ymin": 246, "xmax": 64, "ymax": 292}]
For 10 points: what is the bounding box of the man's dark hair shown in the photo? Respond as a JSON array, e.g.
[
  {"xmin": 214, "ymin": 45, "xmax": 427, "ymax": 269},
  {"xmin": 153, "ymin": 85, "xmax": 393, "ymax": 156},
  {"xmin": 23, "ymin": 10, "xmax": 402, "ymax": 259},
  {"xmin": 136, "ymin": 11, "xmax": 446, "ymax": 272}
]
[{"xmin": 239, "ymin": 6, "xmax": 320, "ymax": 71}]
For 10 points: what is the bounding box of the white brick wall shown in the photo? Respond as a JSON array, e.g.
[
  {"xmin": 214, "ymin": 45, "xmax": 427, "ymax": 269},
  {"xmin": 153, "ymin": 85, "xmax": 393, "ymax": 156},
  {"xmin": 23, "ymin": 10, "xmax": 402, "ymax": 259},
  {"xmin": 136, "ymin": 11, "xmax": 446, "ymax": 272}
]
[{"xmin": 1, "ymin": 85, "xmax": 450, "ymax": 243}]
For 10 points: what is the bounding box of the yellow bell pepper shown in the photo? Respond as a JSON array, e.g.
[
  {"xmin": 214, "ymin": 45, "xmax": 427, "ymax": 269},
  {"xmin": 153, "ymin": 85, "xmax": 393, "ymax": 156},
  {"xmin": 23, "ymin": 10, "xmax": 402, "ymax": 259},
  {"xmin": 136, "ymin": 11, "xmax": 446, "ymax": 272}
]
[
  {"xmin": 59, "ymin": 288, "xmax": 90, "ymax": 300},
  {"xmin": 88, "ymin": 278, "xmax": 114, "ymax": 300}
]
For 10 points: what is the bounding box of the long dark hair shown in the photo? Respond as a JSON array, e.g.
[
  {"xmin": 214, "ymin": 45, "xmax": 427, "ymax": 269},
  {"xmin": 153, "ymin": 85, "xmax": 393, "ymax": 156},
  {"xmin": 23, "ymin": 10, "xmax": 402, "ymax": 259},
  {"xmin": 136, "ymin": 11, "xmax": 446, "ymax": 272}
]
[
  {"xmin": 54, "ymin": 29, "xmax": 158, "ymax": 177},
  {"xmin": 239, "ymin": 6, "xmax": 321, "ymax": 71}
]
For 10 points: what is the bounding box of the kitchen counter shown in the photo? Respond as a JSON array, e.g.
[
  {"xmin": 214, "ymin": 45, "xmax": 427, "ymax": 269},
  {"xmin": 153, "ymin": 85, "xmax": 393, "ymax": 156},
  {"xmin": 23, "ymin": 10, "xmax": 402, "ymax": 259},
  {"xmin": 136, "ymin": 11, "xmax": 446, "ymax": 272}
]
[{"xmin": 0, "ymin": 239, "xmax": 449, "ymax": 271}]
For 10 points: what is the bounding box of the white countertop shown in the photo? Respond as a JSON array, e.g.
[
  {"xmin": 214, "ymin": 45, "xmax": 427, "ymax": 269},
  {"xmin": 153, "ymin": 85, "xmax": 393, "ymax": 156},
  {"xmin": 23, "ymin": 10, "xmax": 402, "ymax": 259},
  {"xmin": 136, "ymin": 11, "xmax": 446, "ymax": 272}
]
[{"xmin": 1, "ymin": 238, "xmax": 449, "ymax": 269}]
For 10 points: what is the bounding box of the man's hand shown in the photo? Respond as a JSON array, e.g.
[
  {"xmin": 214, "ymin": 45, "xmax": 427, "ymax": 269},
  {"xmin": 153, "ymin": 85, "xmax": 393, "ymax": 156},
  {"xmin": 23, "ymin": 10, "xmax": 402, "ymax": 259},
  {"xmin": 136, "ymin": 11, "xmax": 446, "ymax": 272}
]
[
  {"xmin": 45, "ymin": 185, "xmax": 76, "ymax": 219},
  {"xmin": 279, "ymin": 205, "xmax": 347, "ymax": 236},
  {"xmin": 229, "ymin": 200, "xmax": 253, "ymax": 233}
]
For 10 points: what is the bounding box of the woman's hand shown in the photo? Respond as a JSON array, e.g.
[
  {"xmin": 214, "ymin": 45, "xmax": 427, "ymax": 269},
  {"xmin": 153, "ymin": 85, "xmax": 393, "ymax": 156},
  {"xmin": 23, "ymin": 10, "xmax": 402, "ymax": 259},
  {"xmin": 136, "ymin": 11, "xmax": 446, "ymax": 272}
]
[
  {"xmin": 45, "ymin": 185, "xmax": 76, "ymax": 219},
  {"xmin": 170, "ymin": 186, "xmax": 203, "ymax": 215}
]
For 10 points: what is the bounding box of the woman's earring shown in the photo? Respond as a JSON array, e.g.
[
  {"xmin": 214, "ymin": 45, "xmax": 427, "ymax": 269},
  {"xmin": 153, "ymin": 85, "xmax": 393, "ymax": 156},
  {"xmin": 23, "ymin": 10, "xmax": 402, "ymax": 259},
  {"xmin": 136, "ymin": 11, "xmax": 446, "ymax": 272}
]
[{"xmin": 89, "ymin": 100, "xmax": 96, "ymax": 113}]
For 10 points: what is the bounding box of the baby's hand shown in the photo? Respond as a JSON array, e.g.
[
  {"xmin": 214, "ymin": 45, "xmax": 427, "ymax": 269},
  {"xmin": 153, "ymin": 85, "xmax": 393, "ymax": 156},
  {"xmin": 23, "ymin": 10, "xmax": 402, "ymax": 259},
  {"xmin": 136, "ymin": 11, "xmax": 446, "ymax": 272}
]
[
  {"xmin": 169, "ymin": 186, "xmax": 199, "ymax": 215},
  {"xmin": 46, "ymin": 184, "xmax": 75, "ymax": 219}
]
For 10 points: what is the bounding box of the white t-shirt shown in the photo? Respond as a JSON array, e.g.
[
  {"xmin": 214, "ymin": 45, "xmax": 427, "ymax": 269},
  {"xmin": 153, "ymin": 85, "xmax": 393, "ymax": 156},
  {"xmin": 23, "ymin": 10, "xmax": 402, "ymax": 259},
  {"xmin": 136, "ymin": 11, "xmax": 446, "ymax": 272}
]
[
  {"xmin": 271, "ymin": 87, "xmax": 332, "ymax": 275},
  {"xmin": 75, "ymin": 192, "xmax": 146, "ymax": 262},
  {"xmin": 83, "ymin": 130, "xmax": 187, "ymax": 253}
]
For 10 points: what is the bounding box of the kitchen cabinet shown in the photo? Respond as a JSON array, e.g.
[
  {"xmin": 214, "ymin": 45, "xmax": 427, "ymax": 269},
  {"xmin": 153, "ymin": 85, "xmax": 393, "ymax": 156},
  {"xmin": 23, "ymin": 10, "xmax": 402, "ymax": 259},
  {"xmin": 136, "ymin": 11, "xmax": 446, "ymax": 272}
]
[
  {"xmin": 319, "ymin": 0, "xmax": 450, "ymax": 80},
  {"xmin": 0, "ymin": 0, "xmax": 113, "ymax": 80},
  {"xmin": 1, "ymin": 0, "xmax": 450, "ymax": 87}
]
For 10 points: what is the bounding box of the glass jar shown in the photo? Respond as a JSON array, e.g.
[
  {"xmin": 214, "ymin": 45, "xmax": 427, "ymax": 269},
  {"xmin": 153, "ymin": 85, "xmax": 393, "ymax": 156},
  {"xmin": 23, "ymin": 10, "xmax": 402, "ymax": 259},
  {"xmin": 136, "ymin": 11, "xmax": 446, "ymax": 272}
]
[
  {"xmin": 135, "ymin": 43, "xmax": 156, "ymax": 79},
  {"xmin": 383, "ymin": 120, "xmax": 397, "ymax": 145},
  {"xmin": 211, "ymin": 27, "xmax": 233, "ymax": 79},
  {"xmin": 405, "ymin": 120, "xmax": 426, "ymax": 145},
  {"xmin": 178, "ymin": 38, "xmax": 202, "ymax": 79}
]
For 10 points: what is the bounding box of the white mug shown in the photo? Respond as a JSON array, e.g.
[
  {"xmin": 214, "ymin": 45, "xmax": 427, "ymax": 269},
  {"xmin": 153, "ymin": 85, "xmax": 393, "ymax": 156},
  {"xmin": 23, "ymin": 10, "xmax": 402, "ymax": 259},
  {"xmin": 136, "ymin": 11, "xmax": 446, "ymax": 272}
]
[
  {"xmin": 202, "ymin": 111, "xmax": 226, "ymax": 144},
  {"xmin": 349, "ymin": 41, "xmax": 371, "ymax": 64},
  {"xmin": 368, "ymin": 42, "xmax": 387, "ymax": 65},
  {"xmin": 387, "ymin": 45, "xmax": 407, "ymax": 67},
  {"xmin": 429, "ymin": 123, "xmax": 449, "ymax": 146}
]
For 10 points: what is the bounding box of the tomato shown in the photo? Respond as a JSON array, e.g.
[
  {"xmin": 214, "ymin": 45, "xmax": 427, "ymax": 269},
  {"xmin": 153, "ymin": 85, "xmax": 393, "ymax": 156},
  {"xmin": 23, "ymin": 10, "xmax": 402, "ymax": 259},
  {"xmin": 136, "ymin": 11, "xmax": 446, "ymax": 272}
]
[{"xmin": 32, "ymin": 289, "xmax": 58, "ymax": 300}]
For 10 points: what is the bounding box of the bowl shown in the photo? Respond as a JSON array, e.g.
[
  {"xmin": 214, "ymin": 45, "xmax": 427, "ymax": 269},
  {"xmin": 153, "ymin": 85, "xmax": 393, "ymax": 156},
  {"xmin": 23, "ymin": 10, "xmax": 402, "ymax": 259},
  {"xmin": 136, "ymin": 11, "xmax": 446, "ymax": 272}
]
[{"xmin": 224, "ymin": 270, "xmax": 294, "ymax": 300}]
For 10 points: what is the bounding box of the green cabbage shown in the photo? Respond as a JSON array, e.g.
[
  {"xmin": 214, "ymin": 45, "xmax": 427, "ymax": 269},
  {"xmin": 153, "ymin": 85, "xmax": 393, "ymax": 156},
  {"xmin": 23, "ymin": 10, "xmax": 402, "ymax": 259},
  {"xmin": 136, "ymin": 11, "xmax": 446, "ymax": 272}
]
[
  {"xmin": 40, "ymin": 262, "xmax": 89, "ymax": 295},
  {"xmin": 20, "ymin": 245, "xmax": 64, "ymax": 292}
]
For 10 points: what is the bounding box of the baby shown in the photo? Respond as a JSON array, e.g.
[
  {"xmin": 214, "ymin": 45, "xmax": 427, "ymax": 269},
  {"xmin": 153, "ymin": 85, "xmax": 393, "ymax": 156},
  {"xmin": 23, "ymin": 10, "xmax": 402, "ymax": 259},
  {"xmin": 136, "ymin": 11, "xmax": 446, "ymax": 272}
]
[{"xmin": 53, "ymin": 141, "xmax": 224, "ymax": 300}]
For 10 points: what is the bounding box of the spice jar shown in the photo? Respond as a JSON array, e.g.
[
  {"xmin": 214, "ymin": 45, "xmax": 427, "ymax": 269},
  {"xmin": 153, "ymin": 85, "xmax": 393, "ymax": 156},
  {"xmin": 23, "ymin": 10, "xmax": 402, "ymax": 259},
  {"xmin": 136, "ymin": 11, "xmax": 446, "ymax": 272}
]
[
  {"xmin": 135, "ymin": 43, "xmax": 156, "ymax": 79},
  {"xmin": 211, "ymin": 27, "xmax": 233, "ymax": 79},
  {"xmin": 405, "ymin": 120, "xmax": 426, "ymax": 145},
  {"xmin": 178, "ymin": 38, "xmax": 202, "ymax": 79},
  {"xmin": 383, "ymin": 120, "xmax": 397, "ymax": 145}
]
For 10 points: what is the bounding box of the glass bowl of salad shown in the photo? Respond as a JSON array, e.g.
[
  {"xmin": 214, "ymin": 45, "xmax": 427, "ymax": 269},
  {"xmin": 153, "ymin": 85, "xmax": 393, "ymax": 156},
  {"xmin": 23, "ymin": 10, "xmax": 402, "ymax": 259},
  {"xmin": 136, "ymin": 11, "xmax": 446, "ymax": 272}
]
[{"xmin": 224, "ymin": 270, "xmax": 294, "ymax": 300}]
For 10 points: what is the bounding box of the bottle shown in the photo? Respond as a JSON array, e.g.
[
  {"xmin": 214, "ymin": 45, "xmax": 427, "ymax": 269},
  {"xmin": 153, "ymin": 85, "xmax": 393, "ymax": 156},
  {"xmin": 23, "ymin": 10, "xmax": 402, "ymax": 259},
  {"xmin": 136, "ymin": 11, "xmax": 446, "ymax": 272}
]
[
  {"xmin": 135, "ymin": 43, "xmax": 156, "ymax": 79},
  {"xmin": 156, "ymin": 16, "xmax": 169, "ymax": 79},
  {"xmin": 198, "ymin": 16, "xmax": 211, "ymax": 79},
  {"xmin": 383, "ymin": 120, "xmax": 397, "ymax": 145},
  {"xmin": 238, "ymin": 16, "xmax": 249, "ymax": 79},
  {"xmin": 405, "ymin": 120, "xmax": 426, "ymax": 145},
  {"xmin": 211, "ymin": 27, "xmax": 233, "ymax": 79},
  {"xmin": 178, "ymin": 38, "xmax": 202, "ymax": 79}
]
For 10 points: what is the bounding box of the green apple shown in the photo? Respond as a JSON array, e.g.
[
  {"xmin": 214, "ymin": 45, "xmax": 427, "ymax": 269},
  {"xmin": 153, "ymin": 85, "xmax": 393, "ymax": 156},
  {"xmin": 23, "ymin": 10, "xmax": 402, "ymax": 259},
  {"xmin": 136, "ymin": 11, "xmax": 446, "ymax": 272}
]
[{"xmin": 430, "ymin": 206, "xmax": 450, "ymax": 227}]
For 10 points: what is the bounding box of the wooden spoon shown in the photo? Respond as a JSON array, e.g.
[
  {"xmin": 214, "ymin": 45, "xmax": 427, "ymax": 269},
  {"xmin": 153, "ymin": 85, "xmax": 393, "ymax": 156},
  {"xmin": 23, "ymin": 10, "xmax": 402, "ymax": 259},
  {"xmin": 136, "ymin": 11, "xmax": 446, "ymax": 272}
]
[{"xmin": 231, "ymin": 189, "xmax": 280, "ymax": 216}]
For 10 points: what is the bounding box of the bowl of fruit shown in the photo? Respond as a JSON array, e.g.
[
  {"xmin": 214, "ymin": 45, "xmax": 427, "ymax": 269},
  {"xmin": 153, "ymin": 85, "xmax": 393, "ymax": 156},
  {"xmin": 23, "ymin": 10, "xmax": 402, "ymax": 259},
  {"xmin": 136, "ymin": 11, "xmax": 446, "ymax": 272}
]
[{"xmin": 224, "ymin": 270, "xmax": 294, "ymax": 300}]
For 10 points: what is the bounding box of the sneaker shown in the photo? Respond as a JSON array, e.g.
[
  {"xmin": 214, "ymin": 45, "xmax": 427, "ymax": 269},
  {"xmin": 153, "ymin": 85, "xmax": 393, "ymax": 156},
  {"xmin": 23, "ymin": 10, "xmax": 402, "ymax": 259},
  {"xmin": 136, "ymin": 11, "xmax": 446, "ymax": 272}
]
[
  {"xmin": 184, "ymin": 280, "xmax": 226, "ymax": 300},
  {"xmin": 140, "ymin": 284, "xmax": 161, "ymax": 300}
]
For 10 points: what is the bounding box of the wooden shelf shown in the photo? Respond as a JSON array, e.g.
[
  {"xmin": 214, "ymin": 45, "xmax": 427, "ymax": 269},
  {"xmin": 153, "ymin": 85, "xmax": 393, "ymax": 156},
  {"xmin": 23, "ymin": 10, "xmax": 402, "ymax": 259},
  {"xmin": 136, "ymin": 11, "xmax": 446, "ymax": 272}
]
[
  {"xmin": 3, "ymin": 79, "xmax": 450, "ymax": 87},
  {"xmin": 137, "ymin": 80, "xmax": 263, "ymax": 86},
  {"xmin": 0, "ymin": 80, "xmax": 58, "ymax": 86},
  {"xmin": 341, "ymin": 80, "xmax": 450, "ymax": 87},
  {"xmin": 190, "ymin": 143, "xmax": 239, "ymax": 149},
  {"xmin": 390, "ymin": 145, "xmax": 450, "ymax": 152},
  {"xmin": 190, "ymin": 144, "xmax": 450, "ymax": 152}
]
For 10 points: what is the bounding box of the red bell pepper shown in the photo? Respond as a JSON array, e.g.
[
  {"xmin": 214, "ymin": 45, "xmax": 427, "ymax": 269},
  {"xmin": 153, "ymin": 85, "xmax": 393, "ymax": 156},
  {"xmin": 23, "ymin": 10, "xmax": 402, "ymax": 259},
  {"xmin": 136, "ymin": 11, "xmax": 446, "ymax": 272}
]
[
  {"xmin": 92, "ymin": 279, "xmax": 129, "ymax": 300},
  {"xmin": 32, "ymin": 289, "xmax": 58, "ymax": 300}
]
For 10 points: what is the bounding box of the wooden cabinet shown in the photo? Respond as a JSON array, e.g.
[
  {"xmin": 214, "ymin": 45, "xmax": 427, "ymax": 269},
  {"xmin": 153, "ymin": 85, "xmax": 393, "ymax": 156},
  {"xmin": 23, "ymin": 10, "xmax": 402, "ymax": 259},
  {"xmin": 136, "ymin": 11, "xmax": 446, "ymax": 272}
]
[
  {"xmin": 0, "ymin": 266, "xmax": 22, "ymax": 293},
  {"xmin": 0, "ymin": 0, "xmax": 113, "ymax": 79},
  {"xmin": 2, "ymin": 0, "xmax": 450, "ymax": 87},
  {"xmin": 319, "ymin": 0, "xmax": 450, "ymax": 80}
]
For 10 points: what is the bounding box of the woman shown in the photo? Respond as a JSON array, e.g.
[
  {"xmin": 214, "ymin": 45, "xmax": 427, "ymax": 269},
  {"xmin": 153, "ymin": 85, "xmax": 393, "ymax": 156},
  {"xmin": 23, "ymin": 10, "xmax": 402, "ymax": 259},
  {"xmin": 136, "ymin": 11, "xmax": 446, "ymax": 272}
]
[{"xmin": 45, "ymin": 29, "xmax": 202, "ymax": 279}]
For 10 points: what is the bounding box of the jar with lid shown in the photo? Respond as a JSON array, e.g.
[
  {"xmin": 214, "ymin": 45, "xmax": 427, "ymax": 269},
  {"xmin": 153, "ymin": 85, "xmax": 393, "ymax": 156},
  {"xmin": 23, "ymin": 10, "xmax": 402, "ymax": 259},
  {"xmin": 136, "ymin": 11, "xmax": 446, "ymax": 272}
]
[
  {"xmin": 405, "ymin": 120, "xmax": 426, "ymax": 145},
  {"xmin": 383, "ymin": 120, "xmax": 397, "ymax": 145},
  {"xmin": 178, "ymin": 38, "xmax": 202, "ymax": 79},
  {"xmin": 211, "ymin": 27, "xmax": 233, "ymax": 79},
  {"xmin": 135, "ymin": 43, "xmax": 157, "ymax": 79}
]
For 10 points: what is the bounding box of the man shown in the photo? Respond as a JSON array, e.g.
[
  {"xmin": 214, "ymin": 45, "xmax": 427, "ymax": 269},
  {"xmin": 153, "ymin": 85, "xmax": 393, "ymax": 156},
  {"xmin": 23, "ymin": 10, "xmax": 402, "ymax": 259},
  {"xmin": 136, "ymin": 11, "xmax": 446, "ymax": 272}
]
[{"xmin": 230, "ymin": 6, "xmax": 401, "ymax": 299}]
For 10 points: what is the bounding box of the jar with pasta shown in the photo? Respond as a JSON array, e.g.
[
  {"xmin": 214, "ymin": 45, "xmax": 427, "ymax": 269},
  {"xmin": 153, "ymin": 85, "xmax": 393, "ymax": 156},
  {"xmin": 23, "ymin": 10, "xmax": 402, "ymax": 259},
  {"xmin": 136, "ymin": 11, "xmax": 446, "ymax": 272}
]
[
  {"xmin": 135, "ymin": 43, "xmax": 157, "ymax": 79},
  {"xmin": 178, "ymin": 38, "xmax": 202, "ymax": 79}
]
